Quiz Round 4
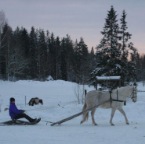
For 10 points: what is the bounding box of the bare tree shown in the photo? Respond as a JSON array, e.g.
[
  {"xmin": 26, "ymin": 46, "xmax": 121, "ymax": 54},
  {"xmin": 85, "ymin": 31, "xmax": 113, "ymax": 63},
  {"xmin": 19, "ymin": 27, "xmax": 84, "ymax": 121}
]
[
  {"xmin": 74, "ymin": 83, "xmax": 86, "ymax": 104},
  {"xmin": 0, "ymin": 11, "xmax": 8, "ymax": 79},
  {"xmin": 0, "ymin": 10, "xmax": 7, "ymax": 48}
]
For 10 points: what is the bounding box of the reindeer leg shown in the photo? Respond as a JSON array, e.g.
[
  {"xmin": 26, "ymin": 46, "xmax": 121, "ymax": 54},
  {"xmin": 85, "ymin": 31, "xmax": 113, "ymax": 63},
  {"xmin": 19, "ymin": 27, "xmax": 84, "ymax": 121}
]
[
  {"xmin": 91, "ymin": 108, "xmax": 97, "ymax": 126},
  {"xmin": 80, "ymin": 111, "xmax": 88, "ymax": 124},
  {"xmin": 110, "ymin": 108, "xmax": 116, "ymax": 126},
  {"xmin": 118, "ymin": 108, "xmax": 129, "ymax": 125},
  {"xmin": 80, "ymin": 103, "xmax": 89, "ymax": 124}
]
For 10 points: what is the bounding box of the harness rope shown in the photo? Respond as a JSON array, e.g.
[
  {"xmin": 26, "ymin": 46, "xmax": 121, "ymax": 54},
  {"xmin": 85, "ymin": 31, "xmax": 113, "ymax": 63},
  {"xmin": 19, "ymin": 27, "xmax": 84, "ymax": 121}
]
[
  {"xmin": 109, "ymin": 86, "xmax": 136, "ymax": 105},
  {"xmin": 109, "ymin": 89, "xmax": 126, "ymax": 105}
]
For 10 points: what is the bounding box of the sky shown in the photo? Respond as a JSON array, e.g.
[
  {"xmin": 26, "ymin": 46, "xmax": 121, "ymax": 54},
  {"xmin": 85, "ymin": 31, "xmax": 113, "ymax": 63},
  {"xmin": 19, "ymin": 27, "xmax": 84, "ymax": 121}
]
[{"xmin": 0, "ymin": 0, "xmax": 145, "ymax": 54}]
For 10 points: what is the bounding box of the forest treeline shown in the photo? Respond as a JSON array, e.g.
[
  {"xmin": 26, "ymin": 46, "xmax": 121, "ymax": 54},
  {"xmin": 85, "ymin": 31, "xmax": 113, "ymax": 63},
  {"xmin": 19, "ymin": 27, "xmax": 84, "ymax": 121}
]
[
  {"xmin": 0, "ymin": 25, "xmax": 94, "ymax": 82},
  {"xmin": 0, "ymin": 7, "xmax": 145, "ymax": 85}
]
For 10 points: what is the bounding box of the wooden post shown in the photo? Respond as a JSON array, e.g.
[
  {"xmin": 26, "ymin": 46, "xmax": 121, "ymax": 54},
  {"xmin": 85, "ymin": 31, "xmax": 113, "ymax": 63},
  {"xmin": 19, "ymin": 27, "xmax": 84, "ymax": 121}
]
[
  {"xmin": 25, "ymin": 96, "xmax": 27, "ymax": 106},
  {"xmin": 50, "ymin": 100, "xmax": 109, "ymax": 126}
]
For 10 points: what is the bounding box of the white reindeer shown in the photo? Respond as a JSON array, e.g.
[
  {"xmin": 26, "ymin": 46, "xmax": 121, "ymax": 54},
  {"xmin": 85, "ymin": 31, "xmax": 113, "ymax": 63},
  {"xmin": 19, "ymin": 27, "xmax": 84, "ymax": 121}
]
[{"xmin": 80, "ymin": 85, "xmax": 137, "ymax": 126}]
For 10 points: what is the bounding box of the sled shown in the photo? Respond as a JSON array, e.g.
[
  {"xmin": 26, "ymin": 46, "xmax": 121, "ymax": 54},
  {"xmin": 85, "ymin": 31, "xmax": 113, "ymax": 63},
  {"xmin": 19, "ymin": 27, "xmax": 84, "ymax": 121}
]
[{"xmin": 0, "ymin": 118, "xmax": 41, "ymax": 126}]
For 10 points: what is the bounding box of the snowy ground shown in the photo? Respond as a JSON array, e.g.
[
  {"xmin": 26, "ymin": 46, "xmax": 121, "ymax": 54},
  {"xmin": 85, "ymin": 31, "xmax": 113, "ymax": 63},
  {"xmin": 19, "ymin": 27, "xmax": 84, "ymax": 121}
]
[{"xmin": 0, "ymin": 80, "xmax": 145, "ymax": 144}]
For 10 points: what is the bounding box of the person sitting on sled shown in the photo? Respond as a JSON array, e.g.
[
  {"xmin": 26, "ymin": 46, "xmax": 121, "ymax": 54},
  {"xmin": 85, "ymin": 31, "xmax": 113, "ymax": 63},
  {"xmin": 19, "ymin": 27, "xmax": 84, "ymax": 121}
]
[{"xmin": 9, "ymin": 97, "xmax": 37, "ymax": 123}]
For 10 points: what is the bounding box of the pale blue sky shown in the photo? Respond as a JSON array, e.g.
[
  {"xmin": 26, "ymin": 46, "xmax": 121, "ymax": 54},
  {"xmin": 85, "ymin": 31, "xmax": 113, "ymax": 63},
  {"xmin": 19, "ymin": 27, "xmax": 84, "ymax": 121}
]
[{"xmin": 0, "ymin": 0, "xmax": 145, "ymax": 54}]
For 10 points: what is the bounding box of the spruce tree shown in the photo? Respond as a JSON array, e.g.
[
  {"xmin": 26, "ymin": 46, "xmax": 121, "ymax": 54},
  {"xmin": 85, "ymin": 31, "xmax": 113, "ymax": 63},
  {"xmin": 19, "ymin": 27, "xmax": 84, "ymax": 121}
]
[
  {"xmin": 60, "ymin": 35, "xmax": 74, "ymax": 81},
  {"xmin": 119, "ymin": 10, "xmax": 137, "ymax": 84},
  {"xmin": 37, "ymin": 29, "xmax": 47, "ymax": 80},
  {"xmin": 0, "ymin": 11, "xmax": 7, "ymax": 79},
  {"xmin": 0, "ymin": 24, "xmax": 13, "ymax": 80},
  {"xmin": 48, "ymin": 33, "xmax": 57, "ymax": 79},
  {"xmin": 91, "ymin": 6, "xmax": 138, "ymax": 87},
  {"xmin": 73, "ymin": 38, "xmax": 89, "ymax": 83},
  {"xmin": 91, "ymin": 6, "xmax": 121, "ymax": 84},
  {"xmin": 29, "ymin": 27, "xmax": 38, "ymax": 79},
  {"xmin": 60, "ymin": 38, "xmax": 67, "ymax": 80}
]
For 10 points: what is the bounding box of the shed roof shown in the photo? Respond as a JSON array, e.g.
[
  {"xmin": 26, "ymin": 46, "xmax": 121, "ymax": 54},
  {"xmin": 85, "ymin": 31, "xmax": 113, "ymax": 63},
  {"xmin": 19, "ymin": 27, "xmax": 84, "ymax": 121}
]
[{"xmin": 96, "ymin": 76, "xmax": 121, "ymax": 80}]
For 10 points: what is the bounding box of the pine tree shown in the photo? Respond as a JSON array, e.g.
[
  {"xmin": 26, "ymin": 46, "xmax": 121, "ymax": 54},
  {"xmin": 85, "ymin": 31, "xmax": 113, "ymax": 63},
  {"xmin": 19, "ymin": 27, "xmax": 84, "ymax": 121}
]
[
  {"xmin": 119, "ymin": 10, "xmax": 137, "ymax": 84},
  {"xmin": 120, "ymin": 10, "xmax": 131, "ymax": 60},
  {"xmin": 0, "ymin": 24, "xmax": 13, "ymax": 80},
  {"xmin": 92, "ymin": 6, "xmax": 121, "ymax": 82},
  {"xmin": 0, "ymin": 11, "xmax": 7, "ymax": 79},
  {"xmin": 37, "ymin": 29, "xmax": 47, "ymax": 80},
  {"xmin": 29, "ymin": 27, "xmax": 38, "ymax": 79},
  {"xmin": 89, "ymin": 47, "xmax": 96, "ymax": 77},
  {"xmin": 60, "ymin": 35, "xmax": 74, "ymax": 81},
  {"xmin": 73, "ymin": 38, "xmax": 89, "ymax": 83},
  {"xmin": 10, "ymin": 27, "xmax": 29, "ymax": 80},
  {"xmin": 91, "ymin": 6, "xmax": 138, "ymax": 87},
  {"xmin": 119, "ymin": 10, "xmax": 132, "ymax": 84},
  {"xmin": 128, "ymin": 42, "xmax": 138, "ymax": 82},
  {"xmin": 60, "ymin": 38, "xmax": 67, "ymax": 80},
  {"xmin": 78, "ymin": 38, "xmax": 89, "ymax": 82},
  {"xmin": 141, "ymin": 55, "xmax": 145, "ymax": 81}
]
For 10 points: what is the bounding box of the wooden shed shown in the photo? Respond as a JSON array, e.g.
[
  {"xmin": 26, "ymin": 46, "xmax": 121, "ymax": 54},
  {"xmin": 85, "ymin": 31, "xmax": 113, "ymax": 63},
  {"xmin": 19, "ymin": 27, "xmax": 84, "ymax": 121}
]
[{"xmin": 96, "ymin": 76, "xmax": 121, "ymax": 90}]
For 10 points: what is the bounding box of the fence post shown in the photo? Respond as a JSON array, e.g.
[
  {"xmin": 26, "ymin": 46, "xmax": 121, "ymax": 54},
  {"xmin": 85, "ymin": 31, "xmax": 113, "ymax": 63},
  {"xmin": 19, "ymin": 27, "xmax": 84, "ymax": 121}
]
[{"xmin": 25, "ymin": 96, "xmax": 27, "ymax": 106}]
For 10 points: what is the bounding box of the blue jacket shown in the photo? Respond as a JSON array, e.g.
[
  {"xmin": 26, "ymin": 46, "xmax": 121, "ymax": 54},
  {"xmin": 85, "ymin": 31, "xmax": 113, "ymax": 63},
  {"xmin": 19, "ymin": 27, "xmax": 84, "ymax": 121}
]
[{"xmin": 9, "ymin": 103, "xmax": 23, "ymax": 119}]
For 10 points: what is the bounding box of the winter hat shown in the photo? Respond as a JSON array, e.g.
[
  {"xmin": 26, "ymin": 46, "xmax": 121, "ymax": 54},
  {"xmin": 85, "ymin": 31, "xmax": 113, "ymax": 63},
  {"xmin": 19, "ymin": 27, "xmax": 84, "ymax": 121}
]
[{"xmin": 10, "ymin": 97, "xmax": 15, "ymax": 102}]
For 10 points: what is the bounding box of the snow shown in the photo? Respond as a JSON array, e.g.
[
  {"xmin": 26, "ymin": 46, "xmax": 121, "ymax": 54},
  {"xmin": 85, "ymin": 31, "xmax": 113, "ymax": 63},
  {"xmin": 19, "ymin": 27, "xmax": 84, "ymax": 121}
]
[
  {"xmin": 0, "ymin": 80, "xmax": 145, "ymax": 144},
  {"xmin": 96, "ymin": 76, "xmax": 121, "ymax": 80}
]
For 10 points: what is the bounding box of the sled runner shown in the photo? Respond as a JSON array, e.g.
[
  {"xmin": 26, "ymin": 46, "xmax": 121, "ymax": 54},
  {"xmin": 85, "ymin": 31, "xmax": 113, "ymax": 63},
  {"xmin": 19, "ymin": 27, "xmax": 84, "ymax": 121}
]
[{"xmin": 0, "ymin": 118, "xmax": 41, "ymax": 126}]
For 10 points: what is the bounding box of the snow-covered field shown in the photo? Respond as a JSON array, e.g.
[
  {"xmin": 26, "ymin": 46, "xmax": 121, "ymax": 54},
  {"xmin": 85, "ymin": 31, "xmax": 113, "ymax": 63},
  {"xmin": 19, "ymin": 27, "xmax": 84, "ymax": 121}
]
[{"xmin": 0, "ymin": 80, "xmax": 145, "ymax": 144}]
